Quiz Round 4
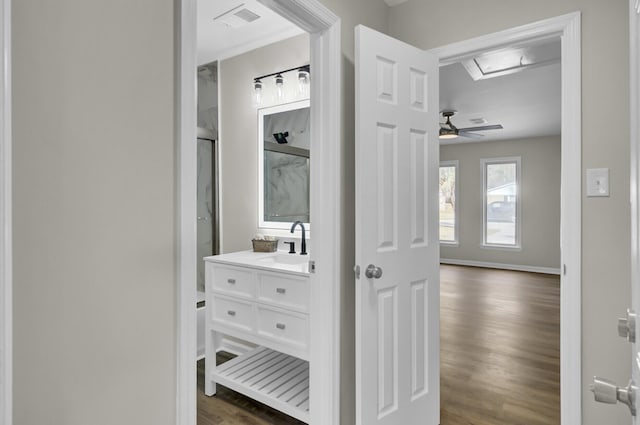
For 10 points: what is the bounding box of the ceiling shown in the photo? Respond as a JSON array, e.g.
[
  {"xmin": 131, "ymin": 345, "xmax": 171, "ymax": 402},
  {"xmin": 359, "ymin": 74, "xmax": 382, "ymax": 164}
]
[
  {"xmin": 198, "ymin": 2, "xmax": 561, "ymax": 145},
  {"xmin": 197, "ymin": 0, "xmax": 303, "ymax": 65},
  {"xmin": 439, "ymin": 40, "xmax": 561, "ymax": 144}
]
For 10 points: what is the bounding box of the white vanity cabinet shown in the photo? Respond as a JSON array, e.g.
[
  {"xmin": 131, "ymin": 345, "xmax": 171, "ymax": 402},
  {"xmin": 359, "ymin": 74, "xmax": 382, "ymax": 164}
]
[{"xmin": 204, "ymin": 252, "xmax": 310, "ymax": 423}]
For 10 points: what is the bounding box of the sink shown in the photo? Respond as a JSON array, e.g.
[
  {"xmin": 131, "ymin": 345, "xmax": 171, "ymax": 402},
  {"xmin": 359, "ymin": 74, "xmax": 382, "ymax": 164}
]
[
  {"xmin": 256, "ymin": 253, "xmax": 309, "ymax": 274},
  {"xmin": 206, "ymin": 250, "xmax": 310, "ymax": 275},
  {"xmin": 258, "ymin": 253, "xmax": 308, "ymax": 266}
]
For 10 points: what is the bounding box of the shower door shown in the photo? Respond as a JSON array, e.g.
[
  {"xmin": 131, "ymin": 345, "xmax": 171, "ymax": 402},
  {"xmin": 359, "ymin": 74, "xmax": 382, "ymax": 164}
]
[{"xmin": 197, "ymin": 136, "xmax": 218, "ymax": 292}]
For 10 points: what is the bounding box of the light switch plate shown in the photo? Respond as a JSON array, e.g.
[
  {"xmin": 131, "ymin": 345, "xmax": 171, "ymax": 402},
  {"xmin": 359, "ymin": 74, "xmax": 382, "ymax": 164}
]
[{"xmin": 587, "ymin": 168, "xmax": 610, "ymax": 197}]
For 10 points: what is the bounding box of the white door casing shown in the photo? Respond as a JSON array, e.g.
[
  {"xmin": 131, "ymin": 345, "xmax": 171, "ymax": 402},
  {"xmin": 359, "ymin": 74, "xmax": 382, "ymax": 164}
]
[
  {"xmin": 630, "ymin": 0, "xmax": 640, "ymax": 422},
  {"xmin": 177, "ymin": 1, "xmax": 341, "ymax": 425},
  {"xmin": 355, "ymin": 25, "xmax": 439, "ymax": 425},
  {"xmin": 429, "ymin": 13, "xmax": 582, "ymax": 423},
  {"xmin": 0, "ymin": 0, "xmax": 10, "ymax": 424}
]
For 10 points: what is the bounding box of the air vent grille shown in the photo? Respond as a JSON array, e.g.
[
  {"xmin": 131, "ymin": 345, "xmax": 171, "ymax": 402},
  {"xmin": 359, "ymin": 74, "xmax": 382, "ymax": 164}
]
[
  {"xmin": 214, "ymin": 4, "xmax": 261, "ymax": 28},
  {"xmin": 468, "ymin": 117, "xmax": 488, "ymax": 125},
  {"xmin": 234, "ymin": 8, "xmax": 259, "ymax": 23}
]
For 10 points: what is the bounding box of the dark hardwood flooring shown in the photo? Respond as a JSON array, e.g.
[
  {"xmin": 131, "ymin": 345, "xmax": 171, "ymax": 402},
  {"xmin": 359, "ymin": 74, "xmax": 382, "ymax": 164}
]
[
  {"xmin": 440, "ymin": 265, "xmax": 560, "ymax": 425},
  {"xmin": 198, "ymin": 265, "xmax": 560, "ymax": 424}
]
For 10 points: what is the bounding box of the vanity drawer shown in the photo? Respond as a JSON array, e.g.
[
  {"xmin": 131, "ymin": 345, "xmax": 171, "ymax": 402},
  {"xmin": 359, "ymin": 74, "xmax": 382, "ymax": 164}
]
[
  {"xmin": 257, "ymin": 273, "xmax": 309, "ymax": 312},
  {"xmin": 211, "ymin": 295, "xmax": 254, "ymax": 333},
  {"xmin": 256, "ymin": 306, "xmax": 308, "ymax": 350},
  {"xmin": 209, "ymin": 264, "xmax": 255, "ymax": 299}
]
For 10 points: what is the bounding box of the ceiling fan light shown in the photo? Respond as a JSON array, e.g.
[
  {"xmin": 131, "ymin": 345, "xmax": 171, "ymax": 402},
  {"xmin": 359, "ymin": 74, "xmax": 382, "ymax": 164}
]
[{"xmin": 439, "ymin": 128, "xmax": 458, "ymax": 139}]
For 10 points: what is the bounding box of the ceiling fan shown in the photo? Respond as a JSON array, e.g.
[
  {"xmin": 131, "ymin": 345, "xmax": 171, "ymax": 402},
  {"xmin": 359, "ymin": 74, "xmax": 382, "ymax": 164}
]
[{"xmin": 439, "ymin": 110, "xmax": 503, "ymax": 140}]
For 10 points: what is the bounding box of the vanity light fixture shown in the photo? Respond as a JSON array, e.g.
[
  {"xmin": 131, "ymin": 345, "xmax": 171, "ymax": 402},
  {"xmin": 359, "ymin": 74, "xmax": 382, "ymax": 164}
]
[{"xmin": 252, "ymin": 65, "xmax": 310, "ymax": 106}]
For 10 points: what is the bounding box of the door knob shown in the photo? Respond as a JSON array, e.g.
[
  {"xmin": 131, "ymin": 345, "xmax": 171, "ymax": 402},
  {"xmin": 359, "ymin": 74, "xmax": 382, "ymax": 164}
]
[
  {"xmin": 618, "ymin": 309, "xmax": 636, "ymax": 343},
  {"xmin": 590, "ymin": 377, "xmax": 637, "ymax": 416},
  {"xmin": 365, "ymin": 264, "xmax": 383, "ymax": 279}
]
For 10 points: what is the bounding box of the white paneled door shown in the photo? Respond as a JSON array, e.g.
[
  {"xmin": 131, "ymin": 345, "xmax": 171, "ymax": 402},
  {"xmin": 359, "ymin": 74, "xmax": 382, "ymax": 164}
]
[{"xmin": 355, "ymin": 25, "xmax": 440, "ymax": 425}]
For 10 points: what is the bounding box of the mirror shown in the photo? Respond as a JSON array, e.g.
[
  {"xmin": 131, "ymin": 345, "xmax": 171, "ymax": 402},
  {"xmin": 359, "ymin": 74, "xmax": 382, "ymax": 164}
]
[{"xmin": 258, "ymin": 99, "xmax": 310, "ymax": 230}]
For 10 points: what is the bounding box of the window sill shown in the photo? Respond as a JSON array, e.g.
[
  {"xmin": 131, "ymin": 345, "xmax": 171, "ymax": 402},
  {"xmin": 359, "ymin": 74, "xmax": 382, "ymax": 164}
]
[
  {"xmin": 481, "ymin": 243, "xmax": 522, "ymax": 252},
  {"xmin": 440, "ymin": 241, "xmax": 459, "ymax": 247}
]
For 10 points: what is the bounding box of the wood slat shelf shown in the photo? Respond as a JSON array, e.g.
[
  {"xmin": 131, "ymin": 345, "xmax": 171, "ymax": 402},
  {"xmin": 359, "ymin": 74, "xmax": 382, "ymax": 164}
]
[{"xmin": 211, "ymin": 346, "xmax": 310, "ymax": 423}]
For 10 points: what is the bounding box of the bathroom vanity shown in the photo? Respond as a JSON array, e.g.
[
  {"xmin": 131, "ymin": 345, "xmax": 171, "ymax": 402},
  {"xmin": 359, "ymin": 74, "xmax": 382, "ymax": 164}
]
[{"xmin": 204, "ymin": 250, "xmax": 310, "ymax": 423}]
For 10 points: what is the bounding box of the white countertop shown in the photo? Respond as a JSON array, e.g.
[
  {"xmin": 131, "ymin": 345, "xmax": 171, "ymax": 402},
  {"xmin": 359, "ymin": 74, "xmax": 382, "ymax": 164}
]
[{"xmin": 204, "ymin": 250, "xmax": 310, "ymax": 277}]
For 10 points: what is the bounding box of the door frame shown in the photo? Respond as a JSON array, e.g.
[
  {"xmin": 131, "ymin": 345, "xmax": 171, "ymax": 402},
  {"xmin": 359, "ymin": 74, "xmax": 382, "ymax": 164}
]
[
  {"xmin": 176, "ymin": 1, "xmax": 341, "ymax": 424},
  {"xmin": 0, "ymin": 0, "xmax": 11, "ymax": 423},
  {"xmin": 630, "ymin": 0, "xmax": 639, "ymax": 419},
  {"xmin": 429, "ymin": 12, "xmax": 582, "ymax": 424}
]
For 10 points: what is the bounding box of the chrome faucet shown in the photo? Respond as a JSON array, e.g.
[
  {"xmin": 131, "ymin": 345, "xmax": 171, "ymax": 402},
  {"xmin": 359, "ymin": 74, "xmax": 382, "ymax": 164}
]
[{"xmin": 290, "ymin": 221, "xmax": 307, "ymax": 255}]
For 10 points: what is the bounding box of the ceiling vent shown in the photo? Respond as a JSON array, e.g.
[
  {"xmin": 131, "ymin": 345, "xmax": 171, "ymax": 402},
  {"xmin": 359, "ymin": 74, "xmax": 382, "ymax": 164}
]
[
  {"xmin": 468, "ymin": 117, "xmax": 488, "ymax": 125},
  {"xmin": 214, "ymin": 4, "xmax": 261, "ymax": 29}
]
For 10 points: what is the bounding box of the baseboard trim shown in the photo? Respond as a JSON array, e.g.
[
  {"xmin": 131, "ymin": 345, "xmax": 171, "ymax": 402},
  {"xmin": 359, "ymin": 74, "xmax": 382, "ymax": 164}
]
[{"xmin": 440, "ymin": 258, "xmax": 561, "ymax": 275}]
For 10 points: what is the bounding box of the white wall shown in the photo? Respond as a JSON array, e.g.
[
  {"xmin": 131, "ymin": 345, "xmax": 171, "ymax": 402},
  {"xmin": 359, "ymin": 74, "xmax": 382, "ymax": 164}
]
[
  {"xmin": 218, "ymin": 34, "xmax": 309, "ymax": 253},
  {"xmin": 388, "ymin": 1, "xmax": 630, "ymax": 423},
  {"xmin": 440, "ymin": 137, "xmax": 561, "ymax": 271},
  {"xmin": 12, "ymin": 0, "xmax": 176, "ymax": 424}
]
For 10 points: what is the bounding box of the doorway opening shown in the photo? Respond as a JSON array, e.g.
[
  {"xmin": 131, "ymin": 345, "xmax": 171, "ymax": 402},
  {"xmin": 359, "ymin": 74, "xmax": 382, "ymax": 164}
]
[
  {"xmin": 176, "ymin": 1, "xmax": 342, "ymax": 424},
  {"xmin": 431, "ymin": 12, "xmax": 581, "ymax": 424}
]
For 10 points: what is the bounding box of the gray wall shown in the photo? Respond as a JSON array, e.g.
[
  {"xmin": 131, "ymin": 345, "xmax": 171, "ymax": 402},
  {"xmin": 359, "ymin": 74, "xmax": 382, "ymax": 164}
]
[
  {"xmin": 389, "ymin": 1, "xmax": 630, "ymax": 423},
  {"xmin": 440, "ymin": 137, "xmax": 561, "ymax": 270},
  {"xmin": 218, "ymin": 34, "xmax": 309, "ymax": 253},
  {"xmin": 12, "ymin": 0, "xmax": 176, "ymax": 424}
]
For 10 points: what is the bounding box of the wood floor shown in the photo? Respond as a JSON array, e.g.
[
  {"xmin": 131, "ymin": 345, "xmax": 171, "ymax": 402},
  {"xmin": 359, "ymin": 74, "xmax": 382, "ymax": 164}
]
[
  {"xmin": 198, "ymin": 265, "xmax": 560, "ymax": 424},
  {"xmin": 440, "ymin": 265, "xmax": 560, "ymax": 425}
]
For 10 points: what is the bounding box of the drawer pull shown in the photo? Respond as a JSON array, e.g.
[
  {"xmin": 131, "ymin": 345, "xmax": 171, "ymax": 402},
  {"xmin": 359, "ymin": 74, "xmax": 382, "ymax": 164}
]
[
  {"xmin": 276, "ymin": 323, "xmax": 286, "ymax": 330},
  {"xmin": 227, "ymin": 278, "xmax": 236, "ymax": 284},
  {"xmin": 276, "ymin": 288, "xmax": 286, "ymax": 294},
  {"xmin": 227, "ymin": 310, "xmax": 236, "ymax": 316}
]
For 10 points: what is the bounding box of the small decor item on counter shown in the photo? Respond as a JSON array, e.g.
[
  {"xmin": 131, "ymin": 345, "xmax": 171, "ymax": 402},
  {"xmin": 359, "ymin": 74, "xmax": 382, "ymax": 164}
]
[{"xmin": 252, "ymin": 234, "xmax": 279, "ymax": 252}]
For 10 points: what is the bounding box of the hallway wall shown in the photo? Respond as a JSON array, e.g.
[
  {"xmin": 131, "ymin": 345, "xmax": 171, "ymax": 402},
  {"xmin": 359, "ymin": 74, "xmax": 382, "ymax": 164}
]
[{"xmin": 12, "ymin": 0, "xmax": 176, "ymax": 423}]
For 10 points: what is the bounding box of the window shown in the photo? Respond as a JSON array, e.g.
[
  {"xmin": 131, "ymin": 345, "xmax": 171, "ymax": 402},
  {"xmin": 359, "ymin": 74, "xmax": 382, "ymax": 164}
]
[
  {"xmin": 482, "ymin": 157, "xmax": 521, "ymax": 248},
  {"xmin": 439, "ymin": 161, "xmax": 458, "ymax": 244}
]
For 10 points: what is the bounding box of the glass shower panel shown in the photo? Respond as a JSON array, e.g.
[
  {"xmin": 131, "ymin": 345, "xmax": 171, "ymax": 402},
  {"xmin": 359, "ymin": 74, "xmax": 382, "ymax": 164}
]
[{"xmin": 197, "ymin": 138, "xmax": 214, "ymax": 292}]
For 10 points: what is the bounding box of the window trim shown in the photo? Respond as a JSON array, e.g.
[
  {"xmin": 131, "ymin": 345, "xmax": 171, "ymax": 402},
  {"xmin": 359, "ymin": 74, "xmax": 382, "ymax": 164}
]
[
  {"xmin": 481, "ymin": 156, "xmax": 522, "ymax": 249},
  {"xmin": 439, "ymin": 160, "xmax": 459, "ymax": 245}
]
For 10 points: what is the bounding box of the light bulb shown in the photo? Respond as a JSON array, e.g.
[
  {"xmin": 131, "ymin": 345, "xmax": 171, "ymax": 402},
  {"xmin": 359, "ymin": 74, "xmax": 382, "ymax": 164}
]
[
  {"xmin": 253, "ymin": 79, "xmax": 263, "ymax": 106},
  {"xmin": 275, "ymin": 74, "xmax": 284, "ymax": 101},
  {"xmin": 297, "ymin": 69, "xmax": 310, "ymax": 97}
]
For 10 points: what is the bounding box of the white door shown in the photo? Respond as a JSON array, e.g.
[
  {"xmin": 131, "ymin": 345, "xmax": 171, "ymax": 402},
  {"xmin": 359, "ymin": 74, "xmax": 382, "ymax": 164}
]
[{"xmin": 355, "ymin": 25, "xmax": 440, "ymax": 425}]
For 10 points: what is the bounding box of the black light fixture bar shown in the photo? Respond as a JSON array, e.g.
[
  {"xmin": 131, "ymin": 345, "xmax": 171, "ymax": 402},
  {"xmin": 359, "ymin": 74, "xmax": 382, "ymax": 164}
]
[{"xmin": 253, "ymin": 64, "xmax": 310, "ymax": 82}]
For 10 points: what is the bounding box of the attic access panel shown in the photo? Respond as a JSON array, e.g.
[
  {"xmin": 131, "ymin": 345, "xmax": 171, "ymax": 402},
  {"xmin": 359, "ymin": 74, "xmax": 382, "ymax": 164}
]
[{"xmin": 462, "ymin": 39, "xmax": 560, "ymax": 81}]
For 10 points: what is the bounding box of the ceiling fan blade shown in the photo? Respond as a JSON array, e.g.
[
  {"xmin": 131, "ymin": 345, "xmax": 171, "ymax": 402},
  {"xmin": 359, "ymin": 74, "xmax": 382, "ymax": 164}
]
[
  {"xmin": 458, "ymin": 124, "xmax": 504, "ymax": 132},
  {"xmin": 459, "ymin": 131, "xmax": 484, "ymax": 139}
]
